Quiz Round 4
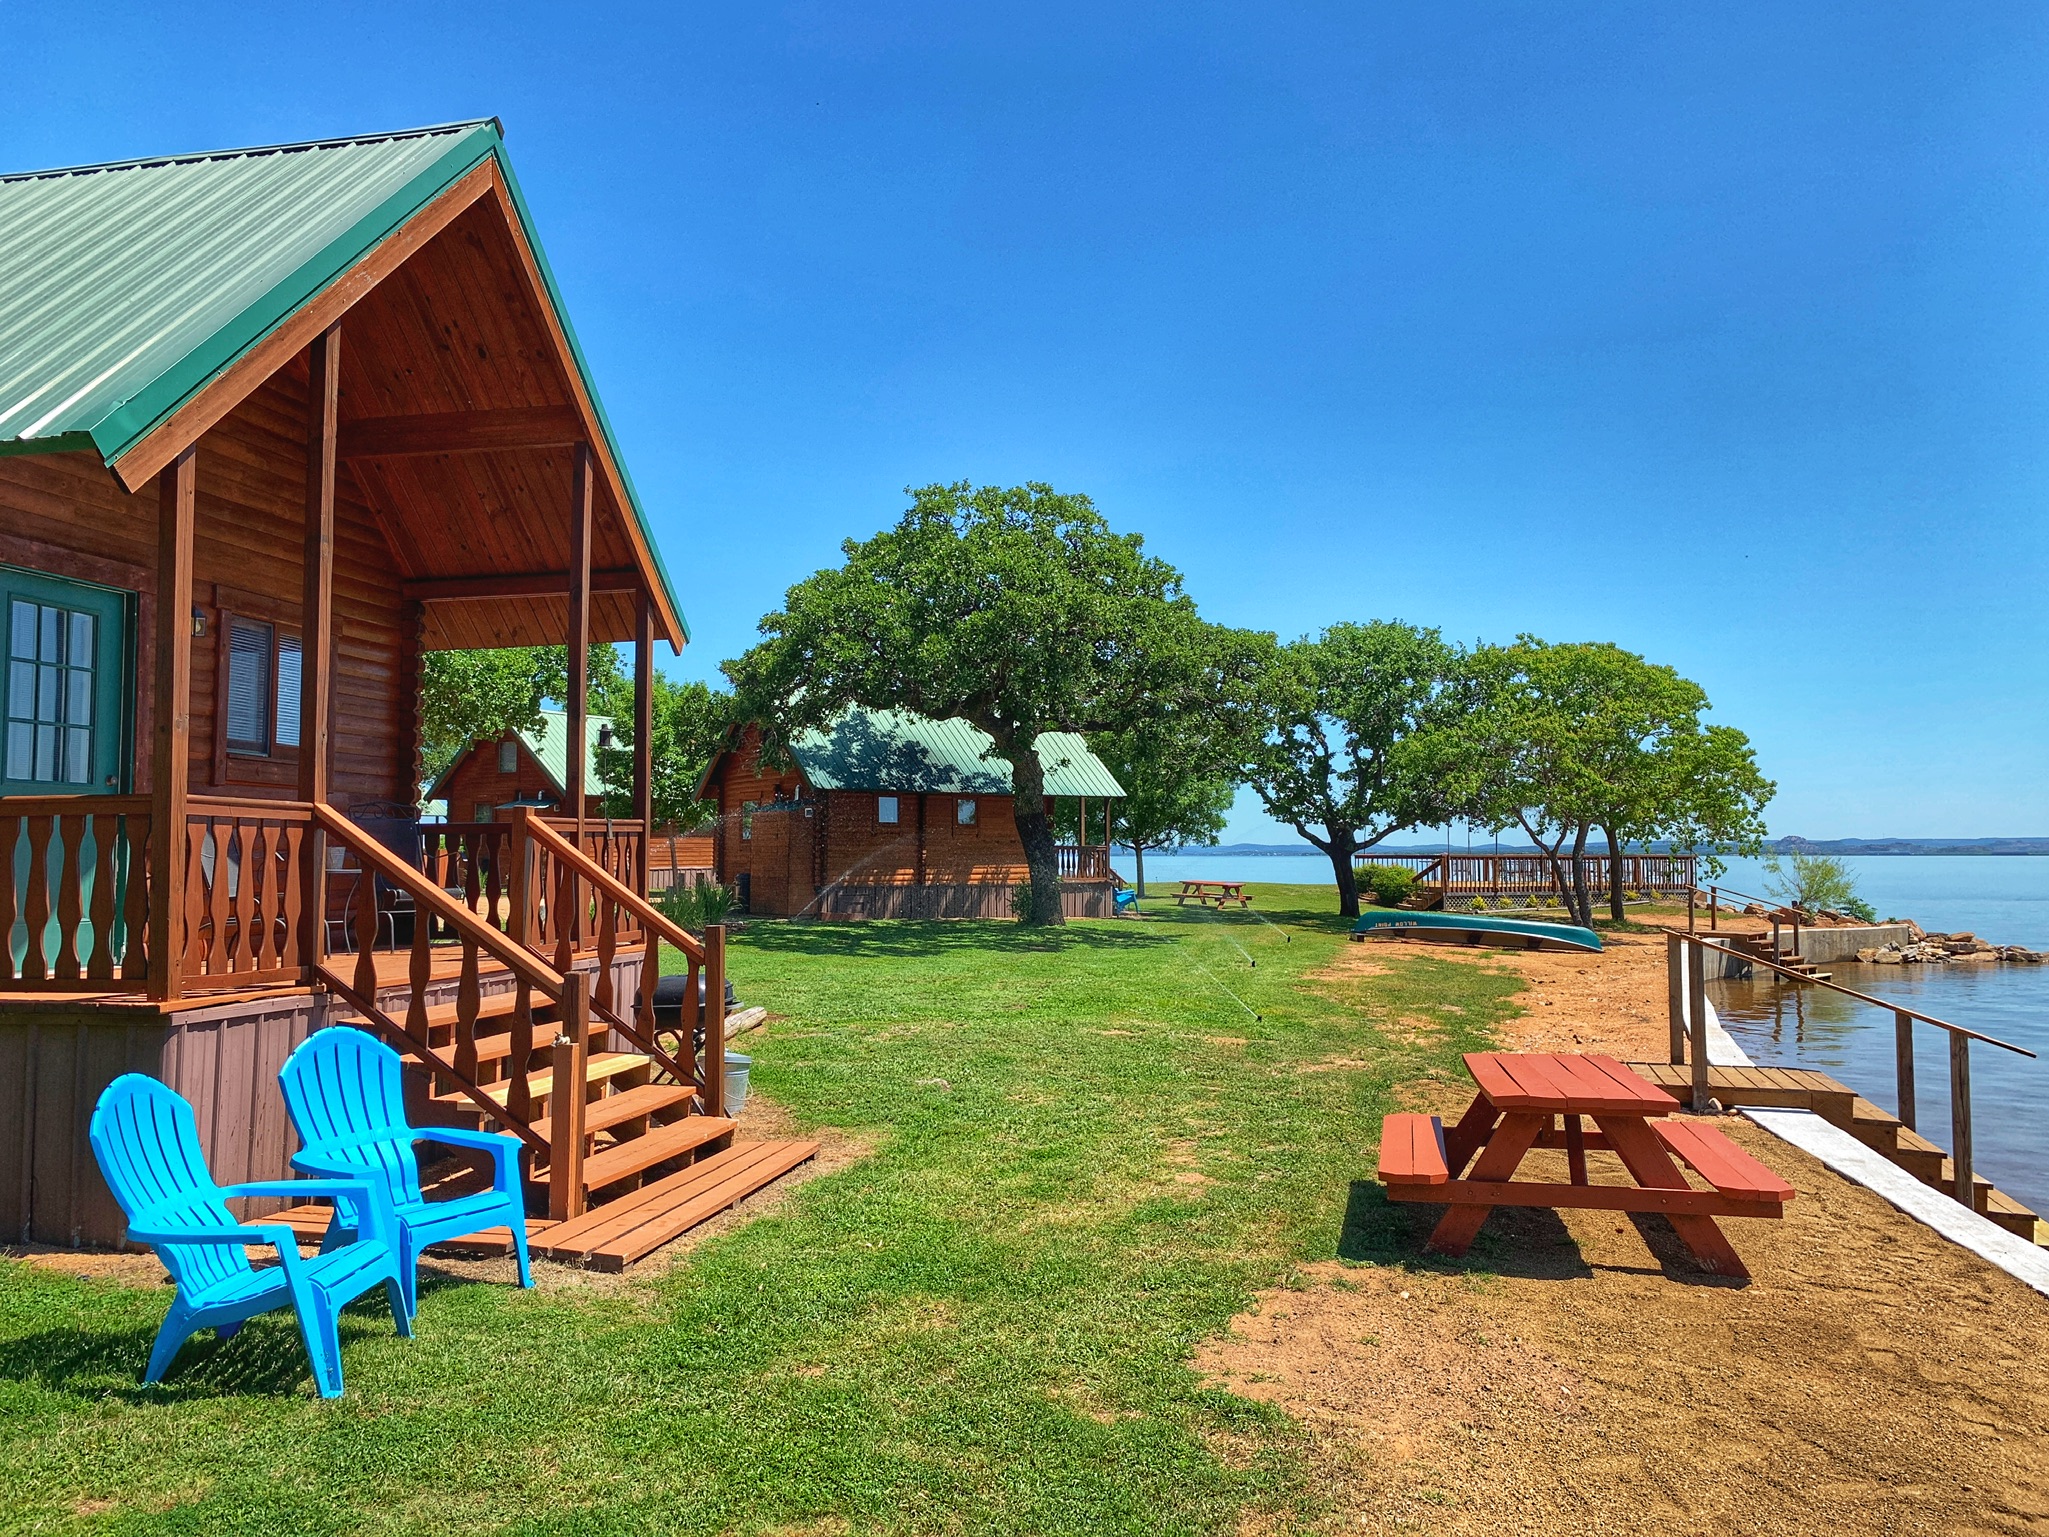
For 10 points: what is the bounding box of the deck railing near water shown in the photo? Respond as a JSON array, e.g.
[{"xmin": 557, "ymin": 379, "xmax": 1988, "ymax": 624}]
[
  {"xmin": 1668, "ymin": 931, "xmax": 2036, "ymax": 1207},
  {"xmin": 1359, "ymin": 850, "xmax": 1697, "ymax": 899}
]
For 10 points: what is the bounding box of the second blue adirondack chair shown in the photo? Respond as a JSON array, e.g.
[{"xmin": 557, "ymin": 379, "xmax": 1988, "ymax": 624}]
[
  {"xmin": 89, "ymin": 1074, "xmax": 412, "ymax": 1399},
  {"xmin": 279, "ymin": 1027, "xmax": 533, "ymax": 1314}
]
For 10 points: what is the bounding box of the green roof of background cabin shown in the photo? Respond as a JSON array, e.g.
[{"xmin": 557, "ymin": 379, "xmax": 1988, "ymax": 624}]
[
  {"xmin": 0, "ymin": 119, "xmax": 681, "ymax": 629},
  {"xmin": 424, "ymin": 709, "xmax": 621, "ymax": 804},
  {"xmin": 789, "ymin": 709, "xmax": 1125, "ymax": 798}
]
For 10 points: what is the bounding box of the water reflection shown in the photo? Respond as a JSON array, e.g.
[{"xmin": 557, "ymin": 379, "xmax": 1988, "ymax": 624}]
[{"xmin": 1710, "ymin": 962, "xmax": 2049, "ymax": 1217}]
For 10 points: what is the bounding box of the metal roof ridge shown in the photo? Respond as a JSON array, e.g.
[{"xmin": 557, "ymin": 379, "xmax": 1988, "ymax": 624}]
[{"xmin": 0, "ymin": 119, "xmax": 502, "ymax": 184}]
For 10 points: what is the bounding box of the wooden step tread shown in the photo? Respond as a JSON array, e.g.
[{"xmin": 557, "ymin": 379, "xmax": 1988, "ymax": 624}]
[
  {"xmin": 436, "ymin": 1051, "xmax": 648, "ymax": 1108},
  {"xmin": 577, "ymin": 1115, "xmax": 736, "ymax": 1190},
  {"xmin": 533, "ymin": 1139, "xmax": 819, "ymax": 1272},
  {"xmin": 547, "ymin": 1081, "xmax": 699, "ymax": 1140},
  {"xmin": 466, "ymin": 1020, "xmax": 605, "ymax": 1067}
]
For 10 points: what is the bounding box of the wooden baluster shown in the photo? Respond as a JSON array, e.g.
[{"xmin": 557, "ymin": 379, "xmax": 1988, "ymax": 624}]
[
  {"xmin": 407, "ymin": 899, "xmax": 433, "ymax": 1042},
  {"xmin": 461, "ymin": 828, "xmax": 482, "ymax": 927},
  {"xmin": 702, "ymin": 924, "xmax": 727, "ymax": 1118},
  {"xmin": 507, "ymin": 978, "xmax": 535, "ymax": 1127},
  {"xmin": 1895, "ymin": 1010, "xmax": 1917, "ymax": 1131},
  {"xmin": 552, "ymin": 837, "xmax": 575, "ymax": 971},
  {"xmin": 549, "ymin": 978, "xmax": 589, "ymax": 1220},
  {"xmin": 0, "ymin": 814, "xmax": 18, "ymax": 981},
  {"xmin": 1950, "ymin": 1033, "xmax": 1973, "ymax": 1205},
  {"xmin": 246, "ymin": 823, "xmax": 272, "ymax": 973},
  {"xmin": 682, "ymin": 956, "xmax": 701, "ymax": 1097},
  {"xmin": 508, "ymin": 812, "xmax": 531, "ymax": 953},
  {"xmin": 455, "ymin": 934, "xmax": 481, "ymax": 1086},
  {"xmin": 120, "ymin": 812, "xmax": 150, "ymax": 982},
  {"xmin": 636, "ymin": 931, "xmax": 660, "ymax": 1056},
  {"xmin": 280, "ymin": 823, "xmax": 305, "ymax": 978},
  {"xmin": 86, "ymin": 813, "xmax": 119, "ymax": 982},
  {"xmin": 20, "ymin": 815, "xmax": 53, "ymax": 983},
  {"xmin": 594, "ymin": 887, "xmax": 616, "ymax": 1018},
  {"xmin": 182, "ymin": 818, "xmax": 208, "ymax": 975},
  {"xmin": 352, "ymin": 837, "xmax": 380, "ymax": 1001},
  {"xmin": 206, "ymin": 819, "xmax": 233, "ymax": 977},
  {"xmin": 53, "ymin": 815, "xmax": 85, "ymax": 981},
  {"xmin": 483, "ymin": 828, "xmax": 505, "ymax": 934}
]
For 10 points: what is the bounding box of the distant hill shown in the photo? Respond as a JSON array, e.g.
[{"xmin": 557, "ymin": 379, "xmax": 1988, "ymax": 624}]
[{"xmin": 1152, "ymin": 836, "xmax": 2049, "ymax": 858}]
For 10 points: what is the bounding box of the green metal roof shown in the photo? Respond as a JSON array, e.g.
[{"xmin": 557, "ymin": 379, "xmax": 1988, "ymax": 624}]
[
  {"xmin": 789, "ymin": 708, "xmax": 1125, "ymax": 797},
  {"xmin": 423, "ymin": 709, "xmax": 622, "ymax": 805},
  {"xmin": 0, "ymin": 120, "xmax": 684, "ymax": 639}
]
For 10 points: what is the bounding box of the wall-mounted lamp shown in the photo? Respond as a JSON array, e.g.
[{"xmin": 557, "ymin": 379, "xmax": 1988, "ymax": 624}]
[{"xmin": 190, "ymin": 607, "xmax": 208, "ymax": 638}]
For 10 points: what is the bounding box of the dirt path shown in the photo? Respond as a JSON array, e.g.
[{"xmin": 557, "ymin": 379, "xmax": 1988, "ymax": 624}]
[{"xmin": 1204, "ymin": 926, "xmax": 2049, "ymax": 1535}]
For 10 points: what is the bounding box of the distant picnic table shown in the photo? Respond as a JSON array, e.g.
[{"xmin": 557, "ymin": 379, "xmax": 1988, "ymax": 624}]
[
  {"xmin": 1377, "ymin": 1052, "xmax": 1794, "ymax": 1279},
  {"xmin": 1173, "ymin": 879, "xmax": 1250, "ymax": 910}
]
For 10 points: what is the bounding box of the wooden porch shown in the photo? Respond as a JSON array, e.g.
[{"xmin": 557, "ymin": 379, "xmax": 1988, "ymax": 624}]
[{"xmin": 1358, "ymin": 851, "xmax": 1699, "ymax": 910}]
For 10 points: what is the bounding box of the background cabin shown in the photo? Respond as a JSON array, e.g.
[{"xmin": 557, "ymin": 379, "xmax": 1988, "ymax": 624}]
[
  {"xmin": 701, "ymin": 710, "xmax": 1126, "ymax": 919},
  {"xmin": 430, "ymin": 710, "xmax": 715, "ymax": 885},
  {"xmin": 0, "ymin": 121, "xmax": 809, "ymax": 1265}
]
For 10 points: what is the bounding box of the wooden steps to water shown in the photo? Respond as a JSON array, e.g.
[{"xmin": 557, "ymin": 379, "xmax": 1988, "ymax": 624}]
[{"xmin": 1627, "ymin": 1062, "xmax": 2045, "ymax": 1245}]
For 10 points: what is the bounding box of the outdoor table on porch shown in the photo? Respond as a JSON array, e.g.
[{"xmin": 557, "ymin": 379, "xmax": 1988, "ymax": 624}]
[
  {"xmin": 1377, "ymin": 1052, "xmax": 1795, "ymax": 1278},
  {"xmin": 1173, "ymin": 879, "xmax": 1251, "ymax": 909}
]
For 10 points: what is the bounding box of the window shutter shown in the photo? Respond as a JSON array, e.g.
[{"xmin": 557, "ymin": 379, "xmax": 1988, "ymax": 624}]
[
  {"xmin": 226, "ymin": 619, "xmax": 272, "ymax": 752},
  {"xmin": 274, "ymin": 633, "xmax": 302, "ymax": 747}
]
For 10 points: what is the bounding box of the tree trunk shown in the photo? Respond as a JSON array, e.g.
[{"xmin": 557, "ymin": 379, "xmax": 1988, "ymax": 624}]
[
  {"xmin": 1603, "ymin": 824, "xmax": 1626, "ymax": 924},
  {"xmin": 1006, "ymin": 740, "xmax": 1065, "ymax": 925},
  {"xmin": 1567, "ymin": 823, "xmax": 1593, "ymax": 929},
  {"xmin": 1328, "ymin": 833, "xmax": 1362, "ymax": 919},
  {"xmin": 1135, "ymin": 843, "xmax": 1147, "ymax": 898}
]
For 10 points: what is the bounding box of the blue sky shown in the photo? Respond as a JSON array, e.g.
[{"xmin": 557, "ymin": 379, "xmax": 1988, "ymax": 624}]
[{"xmin": 9, "ymin": 4, "xmax": 2047, "ymax": 843}]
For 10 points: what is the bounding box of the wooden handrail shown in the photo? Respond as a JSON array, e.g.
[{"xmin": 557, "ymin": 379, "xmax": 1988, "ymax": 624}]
[
  {"xmin": 0, "ymin": 793, "xmax": 153, "ymax": 816},
  {"xmin": 1688, "ymin": 935, "xmax": 2035, "ymax": 1057},
  {"xmin": 519, "ymin": 812, "xmax": 705, "ymax": 965},
  {"xmin": 312, "ymin": 803, "xmax": 567, "ymax": 996}
]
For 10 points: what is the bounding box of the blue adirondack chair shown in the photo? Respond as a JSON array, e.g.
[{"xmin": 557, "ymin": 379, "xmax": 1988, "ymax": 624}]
[
  {"xmin": 88, "ymin": 1074, "xmax": 412, "ymax": 1399},
  {"xmin": 279, "ymin": 1027, "xmax": 533, "ymax": 1314}
]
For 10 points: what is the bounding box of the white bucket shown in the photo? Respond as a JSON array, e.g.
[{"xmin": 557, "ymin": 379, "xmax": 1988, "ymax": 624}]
[{"xmin": 721, "ymin": 1052, "xmax": 752, "ymax": 1114}]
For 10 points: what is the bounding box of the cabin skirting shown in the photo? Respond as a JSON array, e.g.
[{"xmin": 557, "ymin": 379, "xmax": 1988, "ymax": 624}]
[
  {"xmin": 810, "ymin": 881, "xmax": 1117, "ymax": 921},
  {"xmin": 0, "ymin": 953, "xmax": 645, "ymax": 1250}
]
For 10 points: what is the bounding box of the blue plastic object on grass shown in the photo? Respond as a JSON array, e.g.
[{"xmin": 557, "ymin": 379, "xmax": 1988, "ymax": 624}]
[
  {"xmin": 88, "ymin": 1073, "xmax": 411, "ymax": 1398},
  {"xmin": 279, "ymin": 1027, "xmax": 533, "ymax": 1315}
]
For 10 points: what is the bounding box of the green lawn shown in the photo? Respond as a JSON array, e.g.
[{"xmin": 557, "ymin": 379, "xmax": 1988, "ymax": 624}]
[{"xmin": 0, "ymin": 886, "xmax": 1523, "ymax": 1536}]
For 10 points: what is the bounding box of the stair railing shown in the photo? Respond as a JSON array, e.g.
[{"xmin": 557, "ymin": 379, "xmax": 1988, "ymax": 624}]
[
  {"xmin": 510, "ymin": 810, "xmax": 726, "ymax": 1118},
  {"xmin": 311, "ymin": 805, "xmax": 573, "ymax": 1201},
  {"xmin": 1672, "ymin": 932, "xmax": 2034, "ymax": 1206}
]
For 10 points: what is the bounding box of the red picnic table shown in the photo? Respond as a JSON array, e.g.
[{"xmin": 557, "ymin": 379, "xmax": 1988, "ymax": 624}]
[{"xmin": 1378, "ymin": 1052, "xmax": 1795, "ymax": 1278}]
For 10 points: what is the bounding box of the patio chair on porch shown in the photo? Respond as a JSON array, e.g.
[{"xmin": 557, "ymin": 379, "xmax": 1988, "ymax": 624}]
[
  {"xmin": 279, "ymin": 1028, "xmax": 534, "ymax": 1314},
  {"xmin": 88, "ymin": 1074, "xmax": 412, "ymax": 1399}
]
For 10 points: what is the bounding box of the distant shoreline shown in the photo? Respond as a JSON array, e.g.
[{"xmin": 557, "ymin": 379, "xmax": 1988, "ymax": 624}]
[{"xmin": 1140, "ymin": 841, "xmax": 2049, "ymax": 858}]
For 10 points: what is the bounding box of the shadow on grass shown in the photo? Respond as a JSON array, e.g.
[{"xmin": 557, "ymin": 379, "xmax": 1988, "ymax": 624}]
[
  {"xmin": 735, "ymin": 917, "xmax": 1179, "ymax": 959},
  {"xmin": 0, "ymin": 1276, "xmax": 442, "ymax": 1402},
  {"xmin": 1336, "ymin": 1180, "xmax": 1746, "ymax": 1287}
]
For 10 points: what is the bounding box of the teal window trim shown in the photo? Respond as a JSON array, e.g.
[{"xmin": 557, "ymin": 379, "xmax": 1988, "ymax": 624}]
[{"xmin": 0, "ymin": 565, "xmax": 133, "ymax": 798}]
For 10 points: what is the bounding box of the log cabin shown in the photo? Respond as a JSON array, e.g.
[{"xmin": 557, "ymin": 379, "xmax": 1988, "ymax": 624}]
[
  {"xmin": 0, "ymin": 121, "xmax": 813, "ymax": 1268},
  {"xmin": 700, "ymin": 710, "xmax": 1125, "ymax": 918},
  {"xmin": 429, "ymin": 709, "xmax": 715, "ymax": 886}
]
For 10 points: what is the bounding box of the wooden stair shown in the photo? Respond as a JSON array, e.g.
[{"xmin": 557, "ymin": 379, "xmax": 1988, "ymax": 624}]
[
  {"xmin": 532, "ymin": 1139, "xmax": 821, "ymax": 1272},
  {"xmin": 1629, "ymin": 1062, "xmax": 2044, "ymax": 1244},
  {"xmin": 1729, "ymin": 932, "xmax": 1831, "ymax": 981}
]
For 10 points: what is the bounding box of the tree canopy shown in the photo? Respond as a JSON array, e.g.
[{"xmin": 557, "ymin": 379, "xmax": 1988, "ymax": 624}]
[
  {"xmin": 1416, "ymin": 637, "xmax": 1772, "ymax": 927},
  {"xmin": 1242, "ymin": 621, "xmax": 1458, "ymax": 918},
  {"xmin": 727, "ymin": 481, "xmax": 1261, "ymax": 923},
  {"xmin": 593, "ymin": 676, "xmax": 735, "ymax": 832}
]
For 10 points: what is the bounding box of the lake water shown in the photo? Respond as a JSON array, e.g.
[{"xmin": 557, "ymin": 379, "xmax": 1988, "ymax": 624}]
[{"xmin": 1115, "ymin": 848, "xmax": 2049, "ymax": 1215}]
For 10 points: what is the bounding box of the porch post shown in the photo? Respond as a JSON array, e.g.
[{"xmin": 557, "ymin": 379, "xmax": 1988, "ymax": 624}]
[
  {"xmin": 633, "ymin": 588, "xmax": 654, "ymax": 898},
  {"xmin": 148, "ymin": 448, "xmax": 196, "ymax": 1001},
  {"xmin": 558, "ymin": 442, "xmax": 593, "ymax": 968},
  {"xmin": 299, "ymin": 325, "xmax": 340, "ymax": 974}
]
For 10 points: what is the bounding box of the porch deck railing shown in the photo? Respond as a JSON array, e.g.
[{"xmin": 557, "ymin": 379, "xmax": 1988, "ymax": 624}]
[
  {"xmin": 0, "ymin": 795, "xmax": 155, "ymax": 989},
  {"xmin": 1057, "ymin": 843, "xmax": 1112, "ymax": 880},
  {"xmin": 1354, "ymin": 851, "xmax": 1697, "ymax": 899}
]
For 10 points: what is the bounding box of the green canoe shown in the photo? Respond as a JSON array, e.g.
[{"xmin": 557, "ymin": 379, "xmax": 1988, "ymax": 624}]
[{"xmin": 1350, "ymin": 910, "xmax": 1603, "ymax": 954}]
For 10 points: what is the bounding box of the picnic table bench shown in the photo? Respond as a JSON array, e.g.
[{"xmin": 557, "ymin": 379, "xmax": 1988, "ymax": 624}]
[
  {"xmin": 1173, "ymin": 880, "xmax": 1251, "ymax": 910},
  {"xmin": 1378, "ymin": 1051, "xmax": 1794, "ymax": 1278}
]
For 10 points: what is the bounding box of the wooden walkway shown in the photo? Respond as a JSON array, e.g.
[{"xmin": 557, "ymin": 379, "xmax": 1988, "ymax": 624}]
[
  {"xmin": 1626, "ymin": 1062, "xmax": 2044, "ymax": 1245},
  {"xmin": 266, "ymin": 1138, "xmax": 819, "ymax": 1272}
]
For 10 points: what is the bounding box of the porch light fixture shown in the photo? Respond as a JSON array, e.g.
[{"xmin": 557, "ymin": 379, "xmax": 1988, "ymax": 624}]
[{"xmin": 190, "ymin": 607, "xmax": 207, "ymax": 637}]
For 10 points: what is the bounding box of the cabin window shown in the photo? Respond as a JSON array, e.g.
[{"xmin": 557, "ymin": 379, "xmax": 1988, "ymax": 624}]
[
  {"xmin": 0, "ymin": 568, "xmax": 128, "ymax": 796},
  {"xmin": 957, "ymin": 797, "xmax": 977, "ymax": 826},
  {"xmin": 473, "ymin": 801, "xmax": 495, "ymax": 823},
  {"xmin": 877, "ymin": 795, "xmax": 899, "ymax": 825},
  {"xmin": 498, "ymin": 740, "xmax": 518, "ymax": 773},
  {"xmin": 223, "ymin": 618, "xmax": 302, "ymax": 757}
]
